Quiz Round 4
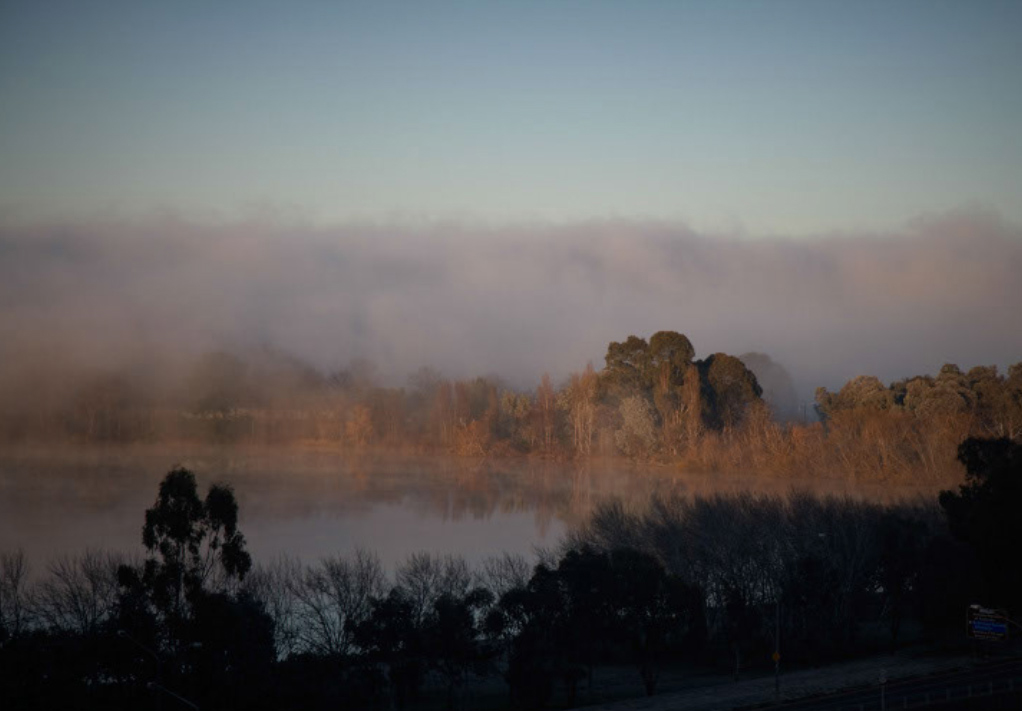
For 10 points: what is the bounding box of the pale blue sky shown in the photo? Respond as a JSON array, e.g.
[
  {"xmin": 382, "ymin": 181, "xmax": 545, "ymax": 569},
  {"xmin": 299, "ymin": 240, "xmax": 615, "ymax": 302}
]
[{"xmin": 2, "ymin": 0, "xmax": 1020, "ymax": 235}]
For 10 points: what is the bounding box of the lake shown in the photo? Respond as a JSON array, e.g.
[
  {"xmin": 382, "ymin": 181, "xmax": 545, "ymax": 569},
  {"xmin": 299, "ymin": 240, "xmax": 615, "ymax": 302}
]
[{"xmin": 0, "ymin": 445, "xmax": 941, "ymax": 573}]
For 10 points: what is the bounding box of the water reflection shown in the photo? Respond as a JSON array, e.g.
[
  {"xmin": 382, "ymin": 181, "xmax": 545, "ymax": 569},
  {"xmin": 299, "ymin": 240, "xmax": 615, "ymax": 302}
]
[{"xmin": 0, "ymin": 445, "xmax": 939, "ymax": 571}]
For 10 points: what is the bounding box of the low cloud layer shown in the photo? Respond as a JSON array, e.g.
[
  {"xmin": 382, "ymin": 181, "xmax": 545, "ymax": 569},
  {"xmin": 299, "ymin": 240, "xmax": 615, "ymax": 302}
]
[{"xmin": 1, "ymin": 210, "xmax": 1020, "ymax": 401}]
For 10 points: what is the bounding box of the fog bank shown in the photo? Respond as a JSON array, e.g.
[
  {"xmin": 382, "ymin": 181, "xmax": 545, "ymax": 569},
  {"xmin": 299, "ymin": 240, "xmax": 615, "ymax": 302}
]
[{"xmin": 1, "ymin": 210, "xmax": 1020, "ymax": 400}]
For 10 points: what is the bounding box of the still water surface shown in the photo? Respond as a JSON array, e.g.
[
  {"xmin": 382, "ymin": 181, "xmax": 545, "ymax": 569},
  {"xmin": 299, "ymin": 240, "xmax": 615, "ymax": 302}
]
[
  {"xmin": 0, "ymin": 446, "xmax": 668, "ymax": 570},
  {"xmin": 0, "ymin": 446, "xmax": 939, "ymax": 571}
]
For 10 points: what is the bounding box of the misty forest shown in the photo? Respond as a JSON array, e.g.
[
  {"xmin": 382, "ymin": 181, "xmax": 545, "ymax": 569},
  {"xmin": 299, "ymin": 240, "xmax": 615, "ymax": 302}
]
[{"xmin": 3, "ymin": 328, "xmax": 1020, "ymax": 482}]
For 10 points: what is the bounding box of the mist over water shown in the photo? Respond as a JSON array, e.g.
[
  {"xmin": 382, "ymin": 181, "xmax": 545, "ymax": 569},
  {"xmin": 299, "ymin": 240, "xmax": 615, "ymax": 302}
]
[
  {"xmin": 0, "ymin": 448, "xmax": 571, "ymax": 573},
  {"xmin": 0, "ymin": 447, "xmax": 940, "ymax": 573},
  {"xmin": 1, "ymin": 209, "xmax": 1020, "ymax": 400}
]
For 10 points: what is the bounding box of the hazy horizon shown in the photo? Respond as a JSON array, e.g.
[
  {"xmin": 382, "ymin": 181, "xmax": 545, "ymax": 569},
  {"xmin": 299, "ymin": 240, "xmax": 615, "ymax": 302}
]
[{"xmin": 2, "ymin": 208, "xmax": 1019, "ymax": 406}]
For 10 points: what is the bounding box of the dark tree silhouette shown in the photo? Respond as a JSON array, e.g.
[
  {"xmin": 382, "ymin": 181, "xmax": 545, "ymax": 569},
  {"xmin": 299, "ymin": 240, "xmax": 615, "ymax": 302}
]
[
  {"xmin": 939, "ymin": 437, "xmax": 1022, "ymax": 610},
  {"xmin": 350, "ymin": 588, "xmax": 426, "ymax": 709},
  {"xmin": 875, "ymin": 512, "xmax": 925, "ymax": 647},
  {"xmin": 607, "ymin": 548, "xmax": 702, "ymax": 696},
  {"xmin": 139, "ymin": 468, "xmax": 251, "ymax": 614},
  {"xmin": 424, "ymin": 588, "xmax": 494, "ymax": 710},
  {"xmin": 187, "ymin": 590, "xmax": 276, "ymax": 709},
  {"xmin": 116, "ymin": 466, "xmax": 255, "ymax": 704}
]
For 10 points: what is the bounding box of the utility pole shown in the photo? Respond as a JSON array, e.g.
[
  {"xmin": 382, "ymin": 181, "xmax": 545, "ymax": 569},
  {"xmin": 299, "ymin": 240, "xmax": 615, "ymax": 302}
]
[
  {"xmin": 880, "ymin": 669, "xmax": 887, "ymax": 711},
  {"xmin": 773, "ymin": 598, "xmax": 781, "ymax": 702}
]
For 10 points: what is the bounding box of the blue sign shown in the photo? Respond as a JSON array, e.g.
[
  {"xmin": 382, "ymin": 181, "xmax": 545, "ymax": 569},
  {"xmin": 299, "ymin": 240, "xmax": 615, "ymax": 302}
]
[
  {"xmin": 968, "ymin": 605, "xmax": 1009, "ymax": 641},
  {"xmin": 971, "ymin": 620, "xmax": 1008, "ymax": 634}
]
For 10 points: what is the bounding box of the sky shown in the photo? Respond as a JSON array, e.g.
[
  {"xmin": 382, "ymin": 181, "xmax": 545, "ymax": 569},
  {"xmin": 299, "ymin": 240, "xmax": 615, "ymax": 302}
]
[
  {"xmin": 2, "ymin": 0, "xmax": 1021, "ymax": 235},
  {"xmin": 0, "ymin": 1, "xmax": 1020, "ymax": 402}
]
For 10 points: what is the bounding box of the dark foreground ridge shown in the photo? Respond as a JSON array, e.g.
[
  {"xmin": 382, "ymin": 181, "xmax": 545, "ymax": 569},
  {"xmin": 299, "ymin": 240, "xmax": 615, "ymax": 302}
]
[{"xmin": 1, "ymin": 436, "xmax": 1020, "ymax": 710}]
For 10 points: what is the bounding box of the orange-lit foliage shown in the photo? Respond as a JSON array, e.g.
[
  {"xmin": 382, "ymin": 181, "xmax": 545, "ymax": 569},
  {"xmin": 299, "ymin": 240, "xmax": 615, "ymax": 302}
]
[{"xmin": 1, "ymin": 336, "xmax": 1017, "ymax": 485}]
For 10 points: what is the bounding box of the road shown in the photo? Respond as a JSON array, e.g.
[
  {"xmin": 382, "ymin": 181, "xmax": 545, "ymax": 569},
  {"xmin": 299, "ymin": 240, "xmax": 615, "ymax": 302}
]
[
  {"xmin": 763, "ymin": 658, "xmax": 1022, "ymax": 710},
  {"xmin": 581, "ymin": 652, "xmax": 1021, "ymax": 711}
]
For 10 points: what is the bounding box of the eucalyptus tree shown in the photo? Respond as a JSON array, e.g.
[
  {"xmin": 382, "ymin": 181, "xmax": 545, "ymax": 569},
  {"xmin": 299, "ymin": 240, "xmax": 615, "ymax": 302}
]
[
  {"xmin": 604, "ymin": 335, "xmax": 651, "ymax": 397},
  {"xmin": 117, "ymin": 466, "xmax": 252, "ymax": 657},
  {"xmin": 700, "ymin": 353, "xmax": 763, "ymax": 433}
]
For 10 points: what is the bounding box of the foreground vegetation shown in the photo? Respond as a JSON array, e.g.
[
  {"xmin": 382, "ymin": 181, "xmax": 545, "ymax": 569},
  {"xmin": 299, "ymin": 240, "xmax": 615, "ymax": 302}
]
[
  {"xmin": 2, "ymin": 437, "xmax": 1019, "ymax": 709},
  {"xmin": 2, "ymin": 331, "xmax": 1019, "ymax": 485}
]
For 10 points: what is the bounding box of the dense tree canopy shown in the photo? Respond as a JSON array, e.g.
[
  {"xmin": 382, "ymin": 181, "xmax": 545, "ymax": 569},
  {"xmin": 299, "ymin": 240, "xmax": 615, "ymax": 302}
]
[
  {"xmin": 598, "ymin": 331, "xmax": 766, "ymax": 456},
  {"xmin": 700, "ymin": 353, "xmax": 763, "ymax": 432},
  {"xmin": 939, "ymin": 437, "xmax": 1022, "ymax": 610},
  {"xmin": 604, "ymin": 335, "xmax": 653, "ymax": 395}
]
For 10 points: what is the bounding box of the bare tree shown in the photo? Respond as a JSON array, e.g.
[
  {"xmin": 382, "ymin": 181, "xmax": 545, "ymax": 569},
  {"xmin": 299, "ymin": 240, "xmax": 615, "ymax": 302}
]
[
  {"xmin": 396, "ymin": 552, "xmax": 471, "ymax": 626},
  {"xmin": 292, "ymin": 549, "xmax": 386, "ymax": 656},
  {"xmin": 558, "ymin": 364, "xmax": 598, "ymax": 456},
  {"xmin": 476, "ymin": 552, "xmax": 531, "ymax": 600},
  {"xmin": 0, "ymin": 550, "xmax": 31, "ymax": 640},
  {"xmin": 680, "ymin": 363, "xmax": 704, "ymax": 448},
  {"xmin": 243, "ymin": 555, "xmax": 305, "ymax": 659},
  {"xmin": 615, "ymin": 395, "xmax": 658, "ymax": 458},
  {"xmin": 535, "ymin": 373, "xmax": 557, "ymax": 451},
  {"xmin": 33, "ymin": 549, "xmax": 124, "ymax": 635}
]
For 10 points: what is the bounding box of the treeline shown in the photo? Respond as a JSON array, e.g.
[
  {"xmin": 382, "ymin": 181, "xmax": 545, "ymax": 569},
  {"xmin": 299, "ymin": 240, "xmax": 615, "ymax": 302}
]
[
  {"xmin": 810, "ymin": 364, "xmax": 1022, "ymax": 475},
  {"xmin": 2, "ymin": 439, "xmax": 1019, "ymax": 710},
  {"xmin": 2, "ymin": 331, "xmax": 1019, "ymax": 481},
  {"xmin": 0, "ymin": 333, "xmax": 763, "ymax": 453}
]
